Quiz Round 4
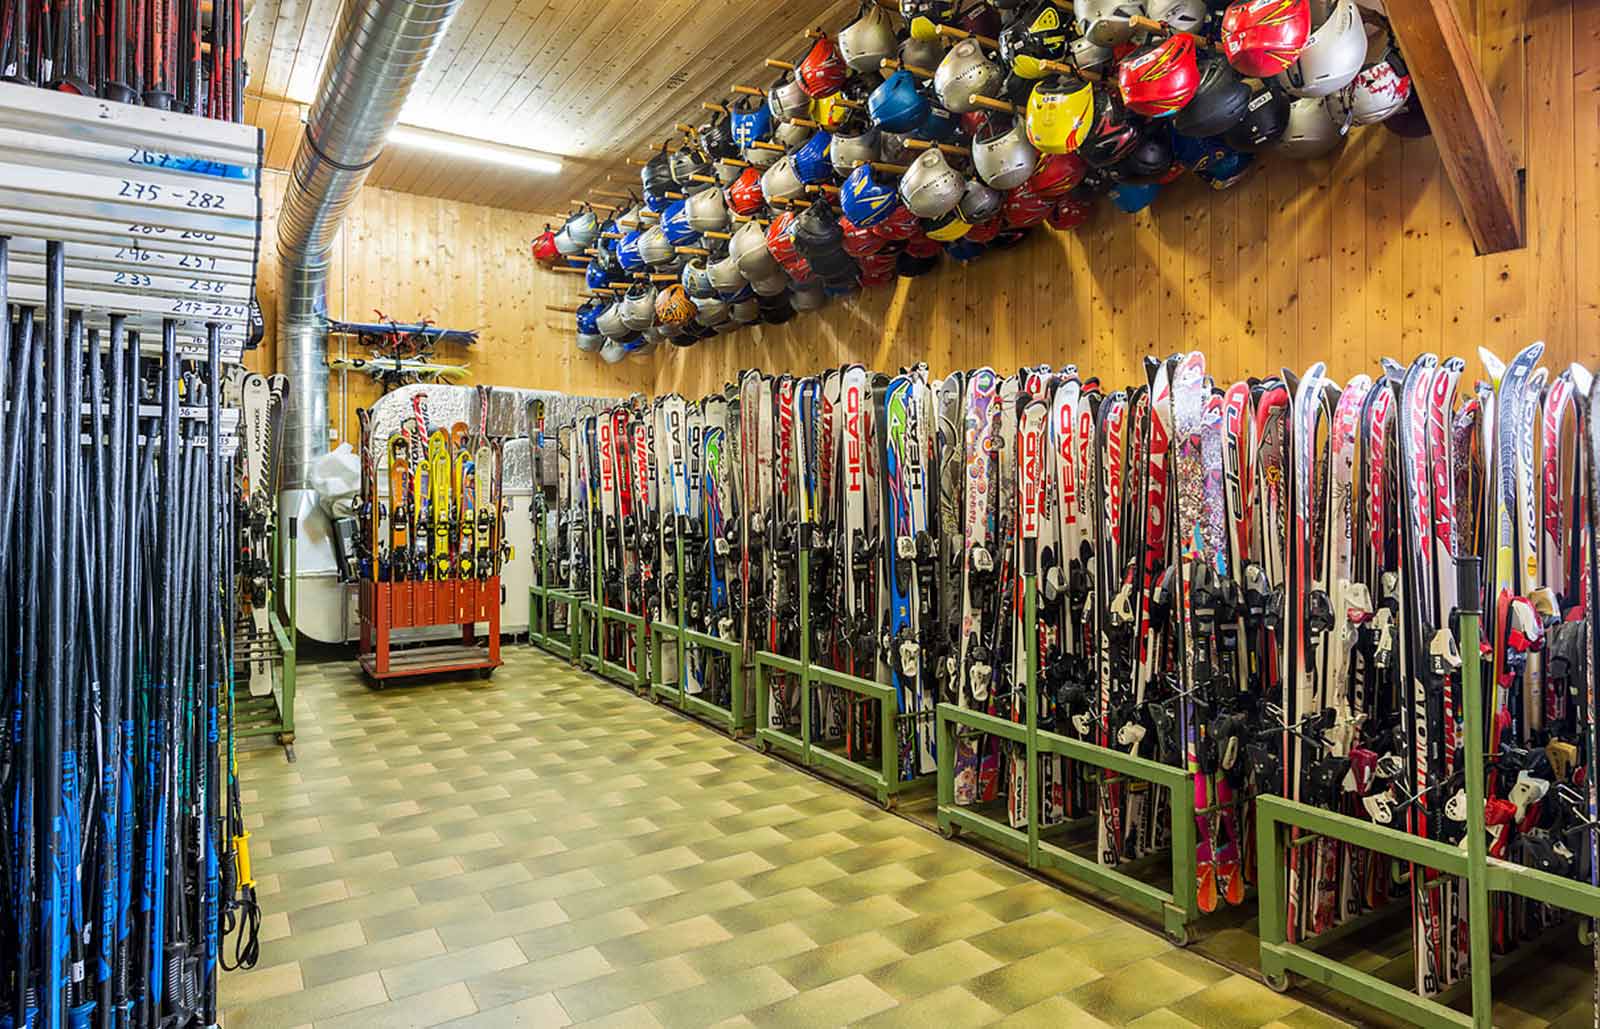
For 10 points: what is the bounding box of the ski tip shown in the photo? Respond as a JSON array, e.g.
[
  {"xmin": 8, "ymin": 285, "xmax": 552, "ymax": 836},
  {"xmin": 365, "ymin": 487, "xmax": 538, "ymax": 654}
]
[{"xmin": 1569, "ymin": 363, "xmax": 1594, "ymax": 397}]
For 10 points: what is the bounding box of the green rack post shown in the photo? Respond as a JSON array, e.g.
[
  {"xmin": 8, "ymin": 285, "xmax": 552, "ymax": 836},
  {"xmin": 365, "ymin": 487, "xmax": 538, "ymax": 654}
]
[
  {"xmin": 755, "ymin": 541, "xmax": 811, "ymax": 762},
  {"xmin": 527, "ymin": 499, "xmax": 580, "ymax": 659},
  {"xmin": 1256, "ymin": 556, "xmax": 1600, "ymax": 1027},
  {"xmin": 237, "ymin": 515, "xmax": 298, "ymax": 760},
  {"xmin": 646, "ymin": 532, "xmax": 751, "ymax": 734},
  {"xmin": 933, "ymin": 565, "xmax": 1201, "ymax": 944}
]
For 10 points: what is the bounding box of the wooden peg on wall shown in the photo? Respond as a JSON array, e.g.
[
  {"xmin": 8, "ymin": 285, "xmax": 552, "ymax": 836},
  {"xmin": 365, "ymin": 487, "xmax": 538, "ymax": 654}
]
[
  {"xmin": 765, "ymin": 58, "xmax": 796, "ymax": 71},
  {"xmin": 703, "ymin": 101, "xmax": 729, "ymax": 113},
  {"xmin": 970, "ymin": 94, "xmax": 1022, "ymax": 115},
  {"xmin": 870, "ymin": 161, "xmax": 909, "ymax": 175},
  {"xmin": 933, "ymin": 23, "xmax": 998, "ymax": 48},
  {"xmin": 545, "ymin": 304, "xmax": 580, "ymax": 314},
  {"xmin": 750, "ymin": 140, "xmax": 786, "ymax": 152},
  {"xmin": 731, "ymin": 84, "xmax": 765, "ymax": 97},
  {"xmin": 675, "ymin": 246, "xmax": 710, "ymax": 256},
  {"xmin": 702, "ymin": 230, "xmax": 733, "ymax": 240},
  {"xmin": 903, "ymin": 139, "xmax": 972, "ymax": 158},
  {"xmin": 551, "ymin": 266, "xmax": 587, "ymax": 275},
  {"xmin": 880, "ymin": 57, "xmax": 934, "ymax": 79},
  {"xmin": 718, "ymin": 157, "xmax": 750, "ymax": 169},
  {"xmin": 594, "ymin": 189, "xmax": 632, "ymax": 201},
  {"xmin": 690, "ymin": 173, "xmax": 719, "ymax": 185}
]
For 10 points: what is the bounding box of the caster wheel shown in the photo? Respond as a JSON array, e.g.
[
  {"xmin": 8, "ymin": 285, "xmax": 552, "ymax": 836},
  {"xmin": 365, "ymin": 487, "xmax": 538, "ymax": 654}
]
[
  {"xmin": 1166, "ymin": 924, "xmax": 1191, "ymax": 947},
  {"xmin": 1265, "ymin": 972, "xmax": 1291, "ymax": 994},
  {"xmin": 939, "ymin": 822, "xmax": 960, "ymax": 840},
  {"xmin": 883, "ymin": 796, "xmax": 898, "ymax": 812},
  {"xmin": 759, "ymin": 740, "xmax": 773, "ymax": 754},
  {"xmin": 478, "ymin": 668, "xmax": 494, "ymax": 680}
]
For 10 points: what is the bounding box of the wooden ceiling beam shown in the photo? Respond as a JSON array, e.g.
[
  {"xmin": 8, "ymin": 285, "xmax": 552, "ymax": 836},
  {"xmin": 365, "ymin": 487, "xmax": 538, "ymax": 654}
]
[{"xmin": 1386, "ymin": 0, "xmax": 1523, "ymax": 254}]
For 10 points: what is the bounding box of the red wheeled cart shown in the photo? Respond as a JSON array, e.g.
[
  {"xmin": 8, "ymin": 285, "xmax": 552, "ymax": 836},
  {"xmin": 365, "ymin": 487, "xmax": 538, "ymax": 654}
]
[{"xmin": 358, "ymin": 577, "xmax": 503, "ymax": 684}]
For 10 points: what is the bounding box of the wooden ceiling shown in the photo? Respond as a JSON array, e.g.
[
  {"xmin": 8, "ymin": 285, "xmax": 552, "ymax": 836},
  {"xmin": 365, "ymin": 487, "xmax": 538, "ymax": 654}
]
[{"xmin": 245, "ymin": 0, "xmax": 862, "ymax": 216}]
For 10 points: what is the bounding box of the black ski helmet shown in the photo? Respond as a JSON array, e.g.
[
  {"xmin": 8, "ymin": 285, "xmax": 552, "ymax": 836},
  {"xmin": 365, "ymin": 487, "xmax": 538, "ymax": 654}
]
[
  {"xmin": 1111, "ymin": 125, "xmax": 1175, "ymax": 184},
  {"xmin": 1173, "ymin": 50, "xmax": 1253, "ymax": 139},
  {"xmin": 1222, "ymin": 81, "xmax": 1291, "ymax": 151},
  {"xmin": 1077, "ymin": 84, "xmax": 1141, "ymax": 168}
]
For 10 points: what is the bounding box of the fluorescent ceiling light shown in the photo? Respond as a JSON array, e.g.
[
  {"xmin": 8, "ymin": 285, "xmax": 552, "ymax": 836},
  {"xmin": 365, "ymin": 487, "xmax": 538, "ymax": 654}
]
[{"xmin": 386, "ymin": 124, "xmax": 562, "ymax": 175}]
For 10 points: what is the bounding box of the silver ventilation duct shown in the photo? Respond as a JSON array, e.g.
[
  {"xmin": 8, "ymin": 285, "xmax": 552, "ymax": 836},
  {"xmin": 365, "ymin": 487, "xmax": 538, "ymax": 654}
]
[{"xmin": 277, "ymin": 0, "xmax": 461, "ymax": 491}]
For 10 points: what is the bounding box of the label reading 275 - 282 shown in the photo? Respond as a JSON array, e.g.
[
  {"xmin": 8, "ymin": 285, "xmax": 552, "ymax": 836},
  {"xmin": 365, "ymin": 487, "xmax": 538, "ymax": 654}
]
[{"xmin": 117, "ymin": 179, "xmax": 227, "ymax": 211}]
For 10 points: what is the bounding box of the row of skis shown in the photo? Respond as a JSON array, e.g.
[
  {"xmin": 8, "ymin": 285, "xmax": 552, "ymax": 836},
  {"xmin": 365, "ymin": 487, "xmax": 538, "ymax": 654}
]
[
  {"xmin": 359, "ymin": 386, "xmax": 510, "ymax": 584},
  {"xmin": 544, "ymin": 341, "xmax": 1600, "ymax": 997}
]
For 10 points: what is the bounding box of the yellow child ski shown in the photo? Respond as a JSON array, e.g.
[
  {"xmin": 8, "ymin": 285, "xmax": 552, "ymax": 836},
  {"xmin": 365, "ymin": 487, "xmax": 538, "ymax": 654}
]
[
  {"xmin": 475, "ymin": 440, "xmax": 495, "ymax": 577},
  {"xmin": 429, "ymin": 429, "xmax": 452, "ymax": 580},
  {"xmin": 459, "ymin": 457, "xmax": 477, "ymax": 578},
  {"xmin": 388, "ymin": 435, "xmax": 411, "ymax": 581}
]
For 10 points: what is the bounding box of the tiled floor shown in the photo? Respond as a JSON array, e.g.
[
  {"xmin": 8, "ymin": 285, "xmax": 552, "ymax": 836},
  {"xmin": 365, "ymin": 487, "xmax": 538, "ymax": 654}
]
[{"xmin": 220, "ymin": 647, "xmax": 1353, "ymax": 1028}]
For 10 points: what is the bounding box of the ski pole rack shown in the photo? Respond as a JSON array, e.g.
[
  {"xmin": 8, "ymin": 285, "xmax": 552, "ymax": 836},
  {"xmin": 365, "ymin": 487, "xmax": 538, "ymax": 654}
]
[
  {"xmin": 1256, "ymin": 559, "xmax": 1600, "ymax": 1028},
  {"xmin": 0, "ymin": 83, "xmax": 262, "ymax": 360}
]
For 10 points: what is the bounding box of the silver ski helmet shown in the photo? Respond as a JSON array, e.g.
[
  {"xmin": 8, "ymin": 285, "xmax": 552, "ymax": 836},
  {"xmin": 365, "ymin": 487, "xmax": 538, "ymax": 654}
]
[
  {"xmin": 1276, "ymin": 94, "xmax": 1350, "ymax": 158},
  {"xmin": 934, "ymin": 38, "xmax": 1002, "ymax": 114},
  {"xmin": 839, "ymin": 4, "xmax": 898, "ymax": 73},
  {"xmin": 1276, "ymin": 0, "xmax": 1366, "ymax": 98},
  {"xmin": 899, "ymin": 146, "xmax": 967, "ymax": 218},
  {"xmin": 973, "ymin": 115, "xmax": 1040, "ymax": 190}
]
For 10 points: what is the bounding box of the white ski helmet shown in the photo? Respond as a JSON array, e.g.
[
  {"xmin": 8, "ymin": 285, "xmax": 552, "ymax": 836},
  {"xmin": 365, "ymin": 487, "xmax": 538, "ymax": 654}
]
[
  {"xmin": 831, "ymin": 126, "xmax": 881, "ymax": 176},
  {"xmin": 972, "ymin": 117, "xmax": 1040, "ymax": 191},
  {"xmin": 619, "ymin": 283, "xmax": 658, "ymax": 331},
  {"xmin": 729, "ymin": 297, "xmax": 761, "ymax": 324},
  {"xmin": 768, "ymin": 75, "xmax": 810, "ymax": 121},
  {"xmin": 1276, "ymin": 0, "xmax": 1366, "ymax": 98},
  {"xmin": 1336, "ymin": 24, "xmax": 1411, "ymax": 124},
  {"xmin": 761, "ymin": 155, "xmax": 807, "ymax": 203},
  {"xmin": 774, "ymin": 119, "xmax": 815, "ymax": 149},
  {"xmin": 567, "ymin": 207, "xmax": 600, "ymax": 247},
  {"xmin": 839, "ymin": 4, "xmax": 898, "ymax": 73},
  {"xmin": 553, "ymin": 224, "xmax": 581, "ymax": 257},
  {"xmin": 899, "ymin": 147, "xmax": 966, "ymax": 219},
  {"xmin": 708, "ymin": 250, "xmax": 748, "ymax": 297},
  {"xmin": 600, "ymin": 339, "xmax": 627, "ymax": 364},
  {"xmin": 1276, "ymin": 94, "xmax": 1351, "ymax": 158},
  {"xmin": 1076, "ymin": 0, "xmax": 1145, "ymax": 46},
  {"xmin": 732, "ymin": 218, "xmax": 784, "ymax": 282},
  {"xmin": 958, "ymin": 178, "xmax": 1003, "ymax": 224},
  {"xmin": 934, "ymin": 38, "xmax": 1002, "ymax": 114},
  {"xmin": 637, "ymin": 224, "xmax": 675, "ymax": 267},
  {"xmin": 789, "ymin": 283, "xmax": 827, "ymax": 311},
  {"xmin": 686, "ymin": 183, "xmax": 731, "ymax": 232},
  {"xmin": 1146, "ymin": 0, "xmax": 1206, "ymax": 32},
  {"xmin": 576, "ymin": 331, "xmax": 603, "ymax": 354},
  {"xmin": 597, "ymin": 302, "xmax": 629, "ymax": 340},
  {"xmin": 693, "ymin": 293, "xmax": 731, "ymax": 327},
  {"xmin": 900, "ymin": 35, "xmax": 945, "ymax": 74}
]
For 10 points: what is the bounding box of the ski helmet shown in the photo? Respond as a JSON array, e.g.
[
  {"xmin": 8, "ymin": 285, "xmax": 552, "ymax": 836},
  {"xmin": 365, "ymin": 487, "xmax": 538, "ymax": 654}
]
[
  {"xmin": 957, "ymin": 178, "xmax": 1004, "ymax": 224},
  {"xmin": 769, "ymin": 74, "xmax": 811, "ymax": 122},
  {"xmin": 616, "ymin": 229, "xmax": 645, "ymax": 273},
  {"xmin": 1077, "ymin": 85, "xmax": 1140, "ymax": 167},
  {"xmin": 759, "ymin": 292, "xmax": 798, "ymax": 324},
  {"xmin": 1111, "ymin": 125, "xmax": 1175, "ymax": 183},
  {"xmin": 1172, "ymin": 134, "xmax": 1256, "ymax": 189},
  {"xmin": 1117, "ymin": 34, "xmax": 1201, "ymax": 118},
  {"xmin": 693, "ymin": 294, "xmax": 731, "ymax": 327},
  {"xmin": 662, "ymin": 200, "xmax": 697, "ymax": 246},
  {"xmin": 790, "ymin": 283, "xmax": 827, "ymax": 311},
  {"xmin": 1111, "ymin": 181, "xmax": 1161, "ymax": 212},
  {"xmin": 681, "ymin": 258, "xmax": 715, "ymax": 299},
  {"xmin": 733, "ymin": 217, "xmax": 784, "ymax": 282},
  {"xmin": 760, "ymin": 155, "xmax": 806, "ymax": 204},
  {"xmin": 900, "ymin": 147, "xmax": 967, "ymax": 219},
  {"xmin": 934, "ymin": 38, "xmax": 1003, "ymax": 114},
  {"xmin": 900, "ymin": 36, "xmax": 946, "ymax": 76},
  {"xmin": 1026, "ymin": 75, "xmax": 1096, "ymax": 155},
  {"xmin": 597, "ymin": 302, "xmax": 629, "ymax": 340},
  {"xmin": 839, "ymin": 4, "xmax": 899, "ymax": 72},
  {"xmin": 1173, "ymin": 49, "xmax": 1252, "ymax": 138},
  {"xmin": 744, "ymin": 141, "xmax": 781, "ymax": 168},
  {"xmin": 575, "ymin": 300, "xmax": 604, "ymax": 350},
  {"xmin": 1028, "ymin": 151, "xmax": 1089, "ymax": 197},
  {"xmin": 599, "ymin": 338, "xmax": 628, "ymax": 364},
  {"xmin": 638, "ymin": 224, "xmax": 675, "ymax": 267},
  {"xmin": 1048, "ymin": 194, "xmax": 1095, "ymax": 229},
  {"xmin": 1146, "ymin": 0, "xmax": 1207, "ymax": 33},
  {"xmin": 870, "ymin": 70, "xmax": 931, "ymax": 133},
  {"xmin": 699, "ymin": 113, "xmax": 739, "ymax": 160},
  {"xmin": 831, "ymin": 125, "xmax": 881, "ymax": 175},
  {"xmin": 531, "ymin": 228, "xmax": 560, "ymax": 266},
  {"xmin": 567, "ymin": 207, "xmax": 599, "ymax": 247},
  {"xmin": 670, "ymin": 147, "xmax": 709, "ymax": 187},
  {"xmin": 1001, "ymin": 2, "xmax": 1074, "ymax": 79},
  {"xmin": 878, "ymin": 129, "xmax": 917, "ymax": 166},
  {"xmin": 726, "ymin": 296, "xmax": 758, "ymax": 324},
  {"xmin": 641, "ymin": 150, "xmax": 675, "ymax": 198},
  {"xmin": 728, "ymin": 166, "xmax": 766, "ymax": 215},
  {"xmin": 840, "ymin": 214, "xmax": 887, "ymax": 257},
  {"xmin": 1076, "ymin": 0, "xmax": 1145, "ymax": 47},
  {"xmin": 1337, "ymin": 26, "xmax": 1411, "ymax": 125},
  {"xmin": 841, "ymin": 162, "xmax": 903, "ymax": 226},
  {"xmin": 585, "ymin": 259, "xmax": 612, "ymax": 291},
  {"xmin": 1276, "ymin": 0, "xmax": 1364, "ymax": 97},
  {"xmin": 1276, "ymin": 94, "xmax": 1350, "ymax": 158},
  {"xmin": 552, "ymin": 223, "xmax": 581, "ymax": 257},
  {"xmin": 973, "ymin": 116, "xmax": 1041, "ymax": 189},
  {"xmin": 686, "ymin": 184, "xmax": 731, "ymax": 232},
  {"xmin": 1002, "ymin": 182, "xmax": 1053, "ymax": 227},
  {"xmin": 765, "ymin": 211, "xmax": 816, "ymax": 282},
  {"xmin": 619, "ymin": 283, "xmax": 658, "ymax": 330},
  {"xmin": 1222, "ymin": 80, "xmax": 1291, "ymax": 150},
  {"xmin": 774, "ymin": 119, "xmax": 814, "ymax": 149},
  {"xmin": 654, "ymin": 284, "xmax": 696, "ymax": 326},
  {"xmin": 793, "ymin": 130, "xmax": 835, "ymax": 184},
  {"xmin": 1221, "ymin": 0, "xmax": 1310, "ymax": 78},
  {"xmin": 966, "ymin": 214, "xmax": 1004, "ymax": 244},
  {"xmin": 794, "ymin": 199, "xmax": 849, "ymax": 257},
  {"xmin": 729, "ymin": 97, "xmax": 773, "ymax": 150},
  {"xmin": 798, "ymin": 36, "xmax": 849, "ymax": 98},
  {"xmin": 811, "ymin": 92, "xmax": 853, "ymax": 132},
  {"xmin": 871, "ymin": 203, "xmax": 922, "ymax": 241},
  {"xmin": 924, "ymin": 208, "xmax": 974, "ymax": 242}
]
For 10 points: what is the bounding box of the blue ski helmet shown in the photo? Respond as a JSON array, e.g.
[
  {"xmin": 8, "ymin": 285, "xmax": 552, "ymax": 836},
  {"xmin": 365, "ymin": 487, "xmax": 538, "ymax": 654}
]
[
  {"xmin": 945, "ymin": 237, "xmax": 988, "ymax": 262},
  {"xmin": 1111, "ymin": 182, "xmax": 1161, "ymax": 213},
  {"xmin": 642, "ymin": 190, "xmax": 671, "ymax": 214},
  {"xmin": 585, "ymin": 261, "xmax": 612, "ymax": 290},
  {"xmin": 841, "ymin": 163, "xmax": 901, "ymax": 227},
  {"xmin": 1170, "ymin": 134, "xmax": 1255, "ymax": 190},
  {"xmin": 869, "ymin": 70, "xmax": 930, "ymax": 133},
  {"xmin": 576, "ymin": 301, "xmax": 602, "ymax": 335},
  {"xmin": 914, "ymin": 103, "xmax": 962, "ymax": 142},
  {"xmin": 793, "ymin": 130, "xmax": 835, "ymax": 184},
  {"xmin": 729, "ymin": 98, "xmax": 773, "ymax": 150},
  {"xmin": 617, "ymin": 229, "xmax": 645, "ymax": 273},
  {"xmin": 662, "ymin": 199, "xmax": 698, "ymax": 245}
]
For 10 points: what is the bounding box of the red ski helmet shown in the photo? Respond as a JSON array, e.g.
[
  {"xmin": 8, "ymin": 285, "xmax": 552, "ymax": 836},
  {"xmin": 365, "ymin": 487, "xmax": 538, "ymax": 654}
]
[
  {"xmin": 871, "ymin": 203, "xmax": 922, "ymax": 241},
  {"xmin": 840, "ymin": 215, "xmax": 887, "ymax": 258},
  {"xmin": 1117, "ymin": 34, "xmax": 1201, "ymax": 118},
  {"xmin": 1002, "ymin": 183, "xmax": 1052, "ymax": 227},
  {"xmin": 765, "ymin": 211, "xmax": 816, "ymax": 281},
  {"xmin": 1221, "ymin": 0, "xmax": 1311, "ymax": 78},
  {"xmin": 904, "ymin": 233, "xmax": 943, "ymax": 258},
  {"xmin": 1028, "ymin": 151, "xmax": 1089, "ymax": 198},
  {"xmin": 728, "ymin": 166, "xmax": 766, "ymax": 215},
  {"xmin": 966, "ymin": 215, "xmax": 1004, "ymax": 244},
  {"xmin": 1048, "ymin": 195, "xmax": 1095, "ymax": 230},
  {"xmin": 798, "ymin": 36, "xmax": 850, "ymax": 98},
  {"xmin": 531, "ymin": 228, "xmax": 561, "ymax": 266},
  {"xmin": 1078, "ymin": 84, "xmax": 1141, "ymax": 167}
]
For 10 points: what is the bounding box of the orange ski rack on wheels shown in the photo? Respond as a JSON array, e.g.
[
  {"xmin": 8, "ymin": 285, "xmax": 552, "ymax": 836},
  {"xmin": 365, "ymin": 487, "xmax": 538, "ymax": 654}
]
[{"xmin": 358, "ymin": 576, "xmax": 503, "ymax": 683}]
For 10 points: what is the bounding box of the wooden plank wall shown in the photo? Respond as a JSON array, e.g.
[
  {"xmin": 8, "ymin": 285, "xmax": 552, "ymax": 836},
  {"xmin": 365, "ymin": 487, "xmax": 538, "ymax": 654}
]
[
  {"xmin": 647, "ymin": 0, "xmax": 1594, "ymax": 400},
  {"xmin": 248, "ymin": 170, "xmax": 652, "ymax": 449}
]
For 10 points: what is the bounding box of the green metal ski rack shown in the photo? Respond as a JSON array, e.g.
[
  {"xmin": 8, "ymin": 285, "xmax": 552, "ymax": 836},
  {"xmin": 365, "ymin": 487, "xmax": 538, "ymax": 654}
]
[
  {"xmin": 236, "ymin": 515, "xmax": 298, "ymax": 759},
  {"xmin": 933, "ymin": 567, "xmax": 1201, "ymax": 944},
  {"xmin": 527, "ymin": 499, "xmax": 580, "ymax": 659},
  {"xmin": 1256, "ymin": 557, "xmax": 1600, "ymax": 1027},
  {"xmin": 752, "ymin": 543, "xmax": 922, "ymax": 808},
  {"xmin": 648, "ymin": 533, "xmax": 752, "ymax": 735},
  {"xmin": 580, "ymin": 519, "xmax": 648, "ymax": 692}
]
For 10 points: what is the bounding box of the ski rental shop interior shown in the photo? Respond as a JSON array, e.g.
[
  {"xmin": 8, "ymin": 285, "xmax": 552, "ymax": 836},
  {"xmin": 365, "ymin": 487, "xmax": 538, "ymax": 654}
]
[{"xmin": 7, "ymin": 0, "xmax": 1600, "ymax": 1027}]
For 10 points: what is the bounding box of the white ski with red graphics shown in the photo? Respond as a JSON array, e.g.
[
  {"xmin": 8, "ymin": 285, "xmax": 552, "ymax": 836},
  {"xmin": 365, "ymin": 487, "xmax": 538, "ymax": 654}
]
[{"xmin": 955, "ymin": 368, "xmax": 1000, "ymax": 804}]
